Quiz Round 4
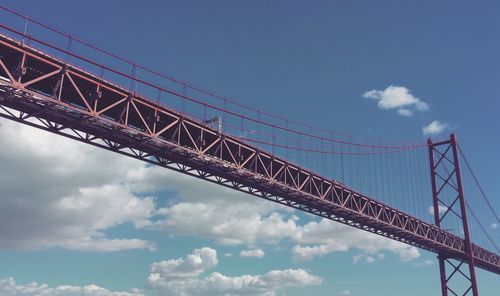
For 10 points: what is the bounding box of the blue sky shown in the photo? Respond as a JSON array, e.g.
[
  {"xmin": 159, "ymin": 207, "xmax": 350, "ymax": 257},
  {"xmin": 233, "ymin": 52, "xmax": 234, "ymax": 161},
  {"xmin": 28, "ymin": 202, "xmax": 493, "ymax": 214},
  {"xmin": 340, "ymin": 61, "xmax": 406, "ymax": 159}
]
[{"xmin": 0, "ymin": 1, "xmax": 499, "ymax": 295}]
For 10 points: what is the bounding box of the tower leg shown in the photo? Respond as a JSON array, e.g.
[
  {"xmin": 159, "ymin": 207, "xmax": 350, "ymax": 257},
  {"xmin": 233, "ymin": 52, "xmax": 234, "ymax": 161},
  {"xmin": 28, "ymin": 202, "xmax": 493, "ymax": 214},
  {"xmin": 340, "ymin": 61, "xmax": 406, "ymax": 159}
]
[{"xmin": 438, "ymin": 255, "xmax": 448, "ymax": 296}]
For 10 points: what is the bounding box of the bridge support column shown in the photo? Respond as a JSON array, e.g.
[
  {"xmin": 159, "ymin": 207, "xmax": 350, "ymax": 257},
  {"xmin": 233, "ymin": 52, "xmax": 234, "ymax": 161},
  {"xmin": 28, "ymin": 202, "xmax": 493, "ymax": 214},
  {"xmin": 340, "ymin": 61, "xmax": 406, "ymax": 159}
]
[{"xmin": 428, "ymin": 134, "xmax": 479, "ymax": 296}]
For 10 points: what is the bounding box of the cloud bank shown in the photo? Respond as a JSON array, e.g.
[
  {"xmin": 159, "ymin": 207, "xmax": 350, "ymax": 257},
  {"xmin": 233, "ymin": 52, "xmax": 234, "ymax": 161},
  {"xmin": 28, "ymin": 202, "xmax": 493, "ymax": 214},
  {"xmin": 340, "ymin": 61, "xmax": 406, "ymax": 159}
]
[
  {"xmin": 146, "ymin": 247, "xmax": 321, "ymax": 296},
  {"xmin": 0, "ymin": 277, "xmax": 143, "ymax": 296}
]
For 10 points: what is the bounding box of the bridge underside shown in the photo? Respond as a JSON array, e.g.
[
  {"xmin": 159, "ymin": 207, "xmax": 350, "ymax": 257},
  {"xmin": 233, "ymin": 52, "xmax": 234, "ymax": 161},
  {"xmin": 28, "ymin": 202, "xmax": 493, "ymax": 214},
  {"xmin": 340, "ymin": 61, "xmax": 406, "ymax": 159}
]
[{"xmin": 0, "ymin": 31, "xmax": 498, "ymax": 276}]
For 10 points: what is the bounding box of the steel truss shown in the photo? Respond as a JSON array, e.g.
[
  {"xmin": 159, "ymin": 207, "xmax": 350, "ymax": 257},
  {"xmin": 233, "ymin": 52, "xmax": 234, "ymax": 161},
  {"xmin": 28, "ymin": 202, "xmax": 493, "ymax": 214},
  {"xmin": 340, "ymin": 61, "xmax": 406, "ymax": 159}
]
[
  {"xmin": 0, "ymin": 32, "xmax": 498, "ymax": 277},
  {"xmin": 429, "ymin": 136, "xmax": 480, "ymax": 295}
]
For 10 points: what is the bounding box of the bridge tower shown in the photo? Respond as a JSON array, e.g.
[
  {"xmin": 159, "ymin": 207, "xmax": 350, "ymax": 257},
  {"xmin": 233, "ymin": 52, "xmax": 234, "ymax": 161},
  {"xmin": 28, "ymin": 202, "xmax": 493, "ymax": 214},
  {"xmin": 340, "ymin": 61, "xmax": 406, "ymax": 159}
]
[{"xmin": 428, "ymin": 134, "xmax": 479, "ymax": 296}]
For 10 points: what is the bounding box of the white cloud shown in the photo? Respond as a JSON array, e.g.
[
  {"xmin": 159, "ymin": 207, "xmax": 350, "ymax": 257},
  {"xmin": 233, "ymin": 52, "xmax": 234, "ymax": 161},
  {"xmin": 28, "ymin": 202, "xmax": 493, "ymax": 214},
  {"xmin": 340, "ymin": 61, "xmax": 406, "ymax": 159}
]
[
  {"xmin": 340, "ymin": 291, "xmax": 350, "ymax": 296},
  {"xmin": 0, "ymin": 121, "xmax": 157, "ymax": 252},
  {"xmin": 290, "ymin": 219, "xmax": 420, "ymax": 263},
  {"xmin": 151, "ymin": 270, "xmax": 321, "ymax": 296},
  {"xmin": 150, "ymin": 202, "xmax": 299, "ymax": 246},
  {"xmin": 224, "ymin": 253, "xmax": 234, "ymax": 257},
  {"xmin": 292, "ymin": 244, "xmax": 347, "ymax": 262},
  {"xmin": 352, "ymin": 253, "xmax": 384, "ymax": 264},
  {"xmin": 147, "ymin": 247, "xmax": 321, "ymax": 296},
  {"xmin": 1, "ymin": 246, "xmax": 320, "ymax": 296},
  {"xmin": 57, "ymin": 185, "xmax": 155, "ymax": 229},
  {"xmin": 56, "ymin": 237, "xmax": 155, "ymax": 253},
  {"xmin": 150, "ymin": 197, "xmax": 420, "ymax": 264},
  {"xmin": 149, "ymin": 248, "xmax": 218, "ymax": 280},
  {"xmin": 129, "ymin": 165, "xmax": 421, "ymax": 264},
  {"xmin": 428, "ymin": 205, "xmax": 448, "ymax": 216},
  {"xmin": 363, "ymin": 85, "xmax": 429, "ymax": 116},
  {"xmin": 147, "ymin": 187, "xmax": 420, "ymax": 264},
  {"xmin": 422, "ymin": 121, "xmax": 449, "ymax": 136},
  {"xmin": 240, "ymin": 249, "xmax": 266, "ymax": 258},
  {"xmin": 0, "ymin": 277, "xmax": 143, "ymax": 296},
  {"xmin": 413, "ymin": 259, "xmax": 434, "ymax": 267},
  {"xmin": 352, "ymin": 254, "xmax": 363, "ymax": 264},
  {"xmin": 397, "ymin": 108, "xmax": 413, "ymax": 116},
  {"xmin": 491, "ymin": 223, "xmax": 498, "ymax": 229}
]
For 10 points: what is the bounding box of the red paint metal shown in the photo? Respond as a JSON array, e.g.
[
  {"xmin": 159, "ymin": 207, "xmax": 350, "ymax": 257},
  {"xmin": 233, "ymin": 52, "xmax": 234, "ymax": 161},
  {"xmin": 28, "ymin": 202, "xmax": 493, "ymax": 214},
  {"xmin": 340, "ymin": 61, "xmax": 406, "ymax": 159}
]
[{"xmin": 428, "ymin": 135, "xmax": 479, "ymax": 296}]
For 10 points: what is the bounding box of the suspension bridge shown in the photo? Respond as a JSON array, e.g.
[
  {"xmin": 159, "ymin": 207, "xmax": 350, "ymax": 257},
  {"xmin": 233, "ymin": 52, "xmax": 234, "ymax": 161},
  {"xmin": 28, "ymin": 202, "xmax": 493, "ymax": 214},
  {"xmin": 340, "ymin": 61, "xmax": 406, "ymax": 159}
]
[{"xmin": 0, "ymin": 5, "xmax": 498, "ymax": 296}]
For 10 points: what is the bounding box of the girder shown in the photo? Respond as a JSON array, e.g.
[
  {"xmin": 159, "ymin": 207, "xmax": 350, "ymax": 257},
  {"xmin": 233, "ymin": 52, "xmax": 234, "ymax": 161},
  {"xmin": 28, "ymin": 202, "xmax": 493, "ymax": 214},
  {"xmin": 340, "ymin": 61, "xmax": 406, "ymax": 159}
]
[{"xmin": 0, "ymin": 32, "xmax": 498, "ymax": 277}]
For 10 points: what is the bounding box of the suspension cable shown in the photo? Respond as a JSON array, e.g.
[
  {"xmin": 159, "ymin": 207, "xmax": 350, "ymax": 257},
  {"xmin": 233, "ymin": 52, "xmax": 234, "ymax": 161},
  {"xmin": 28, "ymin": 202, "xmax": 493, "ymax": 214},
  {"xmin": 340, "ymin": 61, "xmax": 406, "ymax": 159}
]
[
  {"xmin": 466, "ymin": 201, "xmax": 500, "ymax": 253},
  {"xmin": 458, "ymin": 145, "xmax": 500, "ymax": 224}
]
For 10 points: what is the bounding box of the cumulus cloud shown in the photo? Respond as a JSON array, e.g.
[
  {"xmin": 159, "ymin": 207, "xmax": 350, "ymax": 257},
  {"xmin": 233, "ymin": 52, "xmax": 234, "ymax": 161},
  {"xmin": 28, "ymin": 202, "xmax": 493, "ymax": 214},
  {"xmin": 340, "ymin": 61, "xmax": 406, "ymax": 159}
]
[
  {"xmin": 149, "ymin": 202, "xmax": 299, "ymax": 246},
  {"xmin": 139, "ymin": 174, "xmax": 420, "ymax": 264},
  {"xmin": 239, "ymin": 249, "xmax": 266, "ymax": 258},
  {"xmin": 147, "ymin": 247, "xmax": 321, "ymax": 296},
  {"xmin": 422, "ymin": 121, "xmax": 449, "ymax": 136},
  {"xmin": 352, "ymin": 253, "xmax": 384, "ymax": 264},
  {"xmin": 1, "ymin": 247, "xmax": 320, "ymax": 296},
  {"xmin": 0, "ymin": 121, "xmax": 157, "ymax": 252},
  {"xmin": 290, "ymin": 219, "xmax": 420, "ymax": 263},
  {"xmin": 397, "ymin": 109, "xmax": 413, "ymax": 116},
  {"xmin": 127, "ymin": 164, "xmax": 420, "ymax": 264},
  {"xmin": 492, "ymin": 223, "xmax": 498, "ymax": 229},
  {"xmin": 149, "ymin": 248, "xmax": 218, "ymax": 280},
  {"xmin": 428, "ymin": 205, "xmax": 448, "ymax": 216},
  {"xmin": 363, "ymin": 85, "xmax": 429, "ymax": 116},
  {"xmin": 291, "ymin": 244, "xmax": 345, "ymax": 262},
  {"xmin": 0, "ymin": 277, "xmax": 143, "ymax": 296},
  {"xmin": 148, "ymin": 196, "xmax": 419, "ymax": 263}
]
